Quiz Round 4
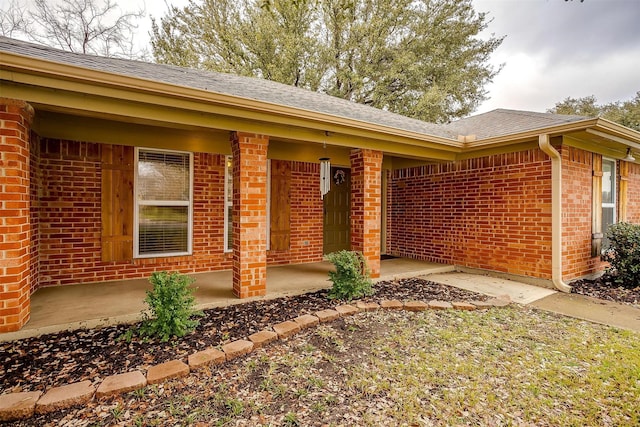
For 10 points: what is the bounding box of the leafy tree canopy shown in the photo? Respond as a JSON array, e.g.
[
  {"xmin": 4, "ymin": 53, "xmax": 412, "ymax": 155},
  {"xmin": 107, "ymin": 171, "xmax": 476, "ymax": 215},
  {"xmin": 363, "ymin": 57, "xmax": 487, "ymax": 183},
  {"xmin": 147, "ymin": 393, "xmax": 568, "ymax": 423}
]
[
  {"xmin": 548, "ymin": 92, "xmax": 640, "ymax": 132},
  {"xmin": 151, "ymin": 0, "xmax": 503, "ymax": 123}
]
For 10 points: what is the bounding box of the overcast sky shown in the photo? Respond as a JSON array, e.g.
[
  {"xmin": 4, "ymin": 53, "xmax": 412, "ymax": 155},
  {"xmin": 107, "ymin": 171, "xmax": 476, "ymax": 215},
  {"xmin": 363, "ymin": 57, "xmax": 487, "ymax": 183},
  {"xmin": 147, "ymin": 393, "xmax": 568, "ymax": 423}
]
[{"xmin": 471, "ymin": 0, "xmax": 640, "ymax": 113}]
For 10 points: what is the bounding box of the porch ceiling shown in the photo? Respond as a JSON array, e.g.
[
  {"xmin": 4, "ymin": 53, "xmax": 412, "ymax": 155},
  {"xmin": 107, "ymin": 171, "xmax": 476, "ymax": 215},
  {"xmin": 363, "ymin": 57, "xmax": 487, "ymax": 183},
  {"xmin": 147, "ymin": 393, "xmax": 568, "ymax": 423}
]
[{"xmin": 30, "ymin": 106, "xmax": 458, "ymax": 164}]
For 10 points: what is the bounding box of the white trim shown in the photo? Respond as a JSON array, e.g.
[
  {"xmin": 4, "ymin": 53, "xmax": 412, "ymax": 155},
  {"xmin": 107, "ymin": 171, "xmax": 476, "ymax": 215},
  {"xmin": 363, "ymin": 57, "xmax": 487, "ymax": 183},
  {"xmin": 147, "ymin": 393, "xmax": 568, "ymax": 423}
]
[
  {"xmin": 602, "ymin": 158, "xmax": 617, "ymax": 219},
  {"xmin": 134, "ymin": 147, "xmax": 193, "ymax": 258}
]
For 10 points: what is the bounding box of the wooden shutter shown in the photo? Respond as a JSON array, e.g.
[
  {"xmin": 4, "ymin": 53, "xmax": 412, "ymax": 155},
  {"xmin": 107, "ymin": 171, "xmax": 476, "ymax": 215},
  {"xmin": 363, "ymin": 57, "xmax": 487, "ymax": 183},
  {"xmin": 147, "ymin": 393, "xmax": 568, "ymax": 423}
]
[
  {"xmin": 101, "ymin": 145, "xmax": 134, "ymax": 262},
  {"xmin": 270, "ymin": 160, "xmax": 291, "ymax": 251},
  {"xmin": 591, "ymin": 154, "xmax": 603, "ymax": 257}
]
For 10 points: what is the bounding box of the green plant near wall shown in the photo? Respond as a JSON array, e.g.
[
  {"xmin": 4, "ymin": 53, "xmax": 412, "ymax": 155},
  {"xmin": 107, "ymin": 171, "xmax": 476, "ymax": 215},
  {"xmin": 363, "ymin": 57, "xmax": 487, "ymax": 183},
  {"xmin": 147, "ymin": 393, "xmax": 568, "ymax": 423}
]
[
  {"xmin": 326, "ymin": 250, "xmax": 374, "ymax": 301},
  {"xmin": 602, "ymin": 222, "xmax": 640, "ymax": 287},
  {"xmin": 139, "ymin": 271, "xmax": 203, "ymax": 341}
]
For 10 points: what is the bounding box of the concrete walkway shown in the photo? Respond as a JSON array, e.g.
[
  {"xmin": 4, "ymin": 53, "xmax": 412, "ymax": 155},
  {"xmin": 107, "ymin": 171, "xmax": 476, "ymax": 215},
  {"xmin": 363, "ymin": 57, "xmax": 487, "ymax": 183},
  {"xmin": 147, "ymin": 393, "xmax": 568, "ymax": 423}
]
[
  {"xmin": 425, "ymin": 272, "xmax": 640, "ymax": 332},
  {"xmin": 530, "ymin": 293, "xmax": 640, "ymax": 332},
  {"xmin": 425, "ymin": 272, "xmax": 556, "ymax": 304}
]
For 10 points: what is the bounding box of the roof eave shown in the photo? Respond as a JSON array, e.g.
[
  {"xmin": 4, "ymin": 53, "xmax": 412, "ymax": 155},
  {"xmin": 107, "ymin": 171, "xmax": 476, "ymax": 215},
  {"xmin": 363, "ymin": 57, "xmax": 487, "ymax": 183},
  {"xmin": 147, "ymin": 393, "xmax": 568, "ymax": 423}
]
[
  {"xmin": 0, "ymin": 50, "xmax": 462, "ymax": 150},
  {"xmin": 464, "ymin": 118, "xmax": 640, "ymax": 151}
]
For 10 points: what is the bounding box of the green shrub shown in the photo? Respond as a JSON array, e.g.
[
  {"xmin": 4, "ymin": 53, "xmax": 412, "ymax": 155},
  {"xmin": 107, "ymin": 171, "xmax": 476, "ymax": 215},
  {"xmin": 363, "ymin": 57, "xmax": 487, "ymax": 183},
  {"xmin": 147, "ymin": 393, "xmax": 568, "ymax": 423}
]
[
  {"xmin": 139, "ymin": 271, "xmax": 203, "ymax": 341},
  {"xmin": 601, "ymin": 222, "xmax": 640, "ymax": 287},
  {"xmin": 326, "ymin": 250, "xmax": 374, "ymax": 301}
]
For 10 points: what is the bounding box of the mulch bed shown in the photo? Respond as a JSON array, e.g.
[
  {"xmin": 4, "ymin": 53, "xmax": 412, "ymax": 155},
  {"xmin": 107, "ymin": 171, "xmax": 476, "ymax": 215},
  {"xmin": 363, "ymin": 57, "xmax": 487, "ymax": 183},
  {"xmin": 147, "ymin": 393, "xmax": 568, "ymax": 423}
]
[
  {"xmin": 571, "ymin": 275, "xmax": 640, "ymax": 308},
  {"xmin": 0, "ymin": 278, "xmax": 487, "ymax": 395}
]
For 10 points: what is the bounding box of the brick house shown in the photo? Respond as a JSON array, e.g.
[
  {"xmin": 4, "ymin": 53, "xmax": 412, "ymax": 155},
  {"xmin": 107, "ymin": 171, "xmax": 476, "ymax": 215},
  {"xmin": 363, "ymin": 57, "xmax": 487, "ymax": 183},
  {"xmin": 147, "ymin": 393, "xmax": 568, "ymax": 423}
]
[{"xmin": 2, "ymin": 36, "xmax": 640, "ymax": 332}]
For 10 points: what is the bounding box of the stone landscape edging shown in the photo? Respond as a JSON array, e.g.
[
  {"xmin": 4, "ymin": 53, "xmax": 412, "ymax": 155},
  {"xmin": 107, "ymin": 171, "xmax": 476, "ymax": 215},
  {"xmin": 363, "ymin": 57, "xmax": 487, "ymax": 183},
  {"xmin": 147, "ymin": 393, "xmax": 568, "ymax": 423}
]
[{"xmin": 0, "ymin": 296, "xmax": 511, "ymax": 422}]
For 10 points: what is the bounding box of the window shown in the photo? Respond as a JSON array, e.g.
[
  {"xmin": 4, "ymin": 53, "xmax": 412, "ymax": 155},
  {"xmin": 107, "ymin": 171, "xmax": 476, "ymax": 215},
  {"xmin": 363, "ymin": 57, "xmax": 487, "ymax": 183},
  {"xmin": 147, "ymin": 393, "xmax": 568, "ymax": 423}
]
[
  {"xmin": 602, "ymin": 158, "xmax": 616, "ymax": 248},
  {"xmin": 224, "ymin": 156, "xmax": 233, "ymax": 252},
  {"xmin": 135, "ymin": 148, "xmax": 193, "ymax": 257}
]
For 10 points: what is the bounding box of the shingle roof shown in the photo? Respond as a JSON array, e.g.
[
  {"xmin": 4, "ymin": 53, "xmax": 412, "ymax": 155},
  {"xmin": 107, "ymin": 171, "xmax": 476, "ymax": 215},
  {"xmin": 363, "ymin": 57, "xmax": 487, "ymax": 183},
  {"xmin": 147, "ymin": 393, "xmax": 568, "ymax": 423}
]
[
  {"xmin": 0, "ymin": 36, "xmax": 459, "ymax": 140},
  {"xmin": 1, "ymin": 37, "xmax": 599, "ymax": 142},
  {"xmin": 443, "ymin": 109, "xmax": 589, "ymax": 140}
]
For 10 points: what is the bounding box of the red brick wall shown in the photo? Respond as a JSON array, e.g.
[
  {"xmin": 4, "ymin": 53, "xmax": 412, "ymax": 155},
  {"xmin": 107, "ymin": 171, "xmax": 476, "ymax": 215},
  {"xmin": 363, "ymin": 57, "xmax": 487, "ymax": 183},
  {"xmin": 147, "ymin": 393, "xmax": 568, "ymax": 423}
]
[
  {"xmin": 560, "ymin": 146, "xmax": 605, "ymax": 280},
  {"xmin": 38, "ymin": 139, "xmax": 102, "ymax": 286},
  {"xmin": 626, "ymin": 163, "xmax": 640, "ymax": 223},
  {"xmin": 231, "ymin": 132, "xmax": 268, "ymax": 298},
  {"xmin": 191, "ymin": 152, "xmax": 232, "ymax": 271},
  {"xmin": 0, "ymin": 99, "xmax": 34, "ymax": 332},
  {"xmin": 384, "ymin": 169, "xmax": 393, "ymax": 255},
  {"xmin": 350, "ymin": 149, "xmax": 383, "ymax": 277},
  {"xmin": 29, "ymin": 132, "xmax": 41, "ymax": 293},
  {"xmin": 390, "ymin": 148, "xmax": 553, "ymax": 279},
  {"xmin": 37, "ymin": 140, "xmax": 232, "ymax": 287},
  {"xmin": 35, "ymin": 138, "xmax": 326, "ymax": 288},
  {"xmin": 267, "ymin": 161, "xmax": 323, "ymax": 265}
]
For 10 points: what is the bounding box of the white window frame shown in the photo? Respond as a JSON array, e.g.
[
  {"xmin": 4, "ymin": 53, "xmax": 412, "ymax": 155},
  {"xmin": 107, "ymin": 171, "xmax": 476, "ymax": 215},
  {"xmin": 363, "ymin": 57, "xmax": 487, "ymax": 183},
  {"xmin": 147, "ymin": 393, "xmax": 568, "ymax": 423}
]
[
  {"xmin": 602, "ymin": 158, "xmax": 617, "ymax": 250},
  {"xmin": 602, "ymin": 158, "xmax": 617, "ymax": 222},
  {"xmin": 134, "ymin": 147, "xmax": 194, "ymax": 258}
]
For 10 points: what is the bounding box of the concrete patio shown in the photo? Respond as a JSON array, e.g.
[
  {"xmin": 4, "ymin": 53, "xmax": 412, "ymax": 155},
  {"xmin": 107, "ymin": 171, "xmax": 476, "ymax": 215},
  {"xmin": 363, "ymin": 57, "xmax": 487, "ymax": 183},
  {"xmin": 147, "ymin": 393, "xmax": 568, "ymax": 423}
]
[{"xmin": 2, "ymin": 258, "xmax": 454, "ymax": 341}]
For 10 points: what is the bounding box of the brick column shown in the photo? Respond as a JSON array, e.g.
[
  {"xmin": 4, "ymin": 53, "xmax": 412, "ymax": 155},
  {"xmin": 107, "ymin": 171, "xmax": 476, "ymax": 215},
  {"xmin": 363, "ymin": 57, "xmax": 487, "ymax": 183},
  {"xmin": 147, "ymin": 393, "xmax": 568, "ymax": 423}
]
[
  {"xmin": 231, "ymin": 132, "xmax": 269, "ymax": 298},
  {"xmin": 350, "ymin": 148, "xmax": 383, "ymax": 278},
  {"xmin": 0, "ymin": 98, "xmax": 34, "ymax": 332}
]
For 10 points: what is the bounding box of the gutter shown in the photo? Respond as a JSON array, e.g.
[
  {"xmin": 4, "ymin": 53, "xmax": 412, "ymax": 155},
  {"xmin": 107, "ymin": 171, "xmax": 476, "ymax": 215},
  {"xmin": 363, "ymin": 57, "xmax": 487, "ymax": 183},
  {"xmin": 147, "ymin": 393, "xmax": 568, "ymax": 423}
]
[
  {"xmin": 0, "ymin": 50, "xmax": 462, "ymax": 150},
  {"xmin": 538, "ymin": 134, "xmax": 572, "ymax": 292}
]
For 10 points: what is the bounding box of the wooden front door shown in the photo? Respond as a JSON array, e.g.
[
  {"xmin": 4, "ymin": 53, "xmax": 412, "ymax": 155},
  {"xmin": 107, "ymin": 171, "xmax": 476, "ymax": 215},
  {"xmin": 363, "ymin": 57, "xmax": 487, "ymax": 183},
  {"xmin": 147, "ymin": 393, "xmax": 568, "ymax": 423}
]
[{"xmin": 323, "ymin": 166, "xmax": 350, "ymax": 254}]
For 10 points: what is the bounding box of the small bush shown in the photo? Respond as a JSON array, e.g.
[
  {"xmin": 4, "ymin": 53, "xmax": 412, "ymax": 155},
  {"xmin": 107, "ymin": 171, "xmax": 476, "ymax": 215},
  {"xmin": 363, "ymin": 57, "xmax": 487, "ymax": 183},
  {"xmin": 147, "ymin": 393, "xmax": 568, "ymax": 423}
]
[
  {"xmin": 601, "ymin": 222, "xmax": 640, "ymax": 287},
  {"xmin": 139, "ymin": 271, "xmax": 203, "ymax": 341},
  {"xmin": 326, "ymin": 250, "xmax": 374, "ymax": 301}
]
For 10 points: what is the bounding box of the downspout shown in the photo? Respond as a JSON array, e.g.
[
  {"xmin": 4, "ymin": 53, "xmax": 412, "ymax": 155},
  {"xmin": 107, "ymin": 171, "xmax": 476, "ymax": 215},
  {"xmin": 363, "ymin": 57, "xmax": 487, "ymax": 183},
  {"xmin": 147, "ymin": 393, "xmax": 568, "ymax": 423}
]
[{"xmin": 538, "ymin": 134, "xmax": 572, "ymax": 292}]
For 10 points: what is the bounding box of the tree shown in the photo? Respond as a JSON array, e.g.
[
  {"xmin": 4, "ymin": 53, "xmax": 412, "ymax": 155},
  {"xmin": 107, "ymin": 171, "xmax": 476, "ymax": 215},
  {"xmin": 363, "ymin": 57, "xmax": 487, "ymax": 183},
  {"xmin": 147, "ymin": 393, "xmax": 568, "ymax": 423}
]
[
  {"xmin": 0, "ymin": 0, "xmax": 31, "ymax": 37},
  {"xmin": 0, "ymin": 0, "xmax": 146, "ymax": 59},
  {"xmin": 548, "ymin": 92, "xmax": 640, "ymax": 132},
  {"xmin": 152, "ymin": 0, "xmax": 503, "ymax": 123}
]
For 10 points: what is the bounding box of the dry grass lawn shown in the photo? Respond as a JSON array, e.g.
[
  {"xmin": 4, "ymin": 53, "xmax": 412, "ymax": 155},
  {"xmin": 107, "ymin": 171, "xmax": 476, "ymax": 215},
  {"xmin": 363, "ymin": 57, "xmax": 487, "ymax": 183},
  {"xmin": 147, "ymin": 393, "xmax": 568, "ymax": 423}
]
[{"xmin": 19, "ymin": 306, "xmax": 640, "ymax": 427}]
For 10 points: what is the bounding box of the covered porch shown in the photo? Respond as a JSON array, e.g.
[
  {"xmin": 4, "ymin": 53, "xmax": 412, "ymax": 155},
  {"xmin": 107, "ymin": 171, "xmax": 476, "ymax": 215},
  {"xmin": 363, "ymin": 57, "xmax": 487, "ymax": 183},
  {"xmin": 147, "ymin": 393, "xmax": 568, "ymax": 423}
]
[
  {"xmin": 1, "ymin": 259, "xmax": 453, "ymax": 342},
  {"xmin": 0, "ymin": 38, "xmax": 461, "ymax": 334}
]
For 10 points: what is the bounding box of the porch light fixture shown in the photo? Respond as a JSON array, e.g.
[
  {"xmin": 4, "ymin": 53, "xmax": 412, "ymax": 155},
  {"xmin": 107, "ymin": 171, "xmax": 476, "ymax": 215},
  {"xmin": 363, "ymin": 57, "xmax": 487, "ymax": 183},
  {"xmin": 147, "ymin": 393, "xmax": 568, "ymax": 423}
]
[
  {"xmin": 320, "ymin": 157, "xmax": 331, "ymax": 198},
  {"xmin": 624, "ymin": 148, "xmax": 635, "ymax": 162}
]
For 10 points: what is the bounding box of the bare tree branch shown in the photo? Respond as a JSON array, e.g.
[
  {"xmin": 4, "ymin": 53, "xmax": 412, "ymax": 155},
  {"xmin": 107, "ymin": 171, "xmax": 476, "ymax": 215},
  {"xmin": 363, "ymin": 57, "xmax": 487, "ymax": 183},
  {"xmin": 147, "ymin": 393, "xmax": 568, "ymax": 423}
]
[
  {"xmin": 0, "ymin": 0, "xmax": 32, "ymax": 37},
  {"xmin": 4, "ymin": 0, "xmax": 147, "ymax": 59}
]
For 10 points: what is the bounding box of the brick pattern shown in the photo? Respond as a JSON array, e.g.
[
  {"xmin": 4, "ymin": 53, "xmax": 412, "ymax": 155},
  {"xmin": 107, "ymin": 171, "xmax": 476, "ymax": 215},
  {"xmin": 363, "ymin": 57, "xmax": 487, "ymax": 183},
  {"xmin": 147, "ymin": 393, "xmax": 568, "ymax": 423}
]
[
  {"xmin": 350, "ymin": 149, "xmax": 383, "ymax": 278},
  {"xmin": 626, "ymin": 163, "xmax": 640, "ymax": 223},
  {"xmin": 29, "ymin": 132, "xmax": 41, "ymax": 294},
  {"xmin": 560, "ymin": 146, "xmax": 606, "ymax": 280},
  {"xmin": 267, "ymin": 161, "xmax": 323, "ymax": 265},
  {"xmin": 23, "ymin": 133, "xmax": 640, "ymax": 297},
  {"xmin": 231, "ymin": 132, "xmax": 269, "ymax": 298},
  {"xmin": 384, "ymin": 169, "xmax": 393, "ymax": 255},
  {"xmin": 0, "ymin": 99, "xmax": 34, "ymax": 332},
  {"xmin": 35, "ymin": 141, "xmax": 232, "ymax": 287},
  {"xmin": 390, "ymin": 149, "xmax": 553, "ymax": 279},
  {"xmin": 32, "ymin": 138, "xmax": 322, "ymax": 289},
  {"xmin": 37, "ymin": 139, "xmax": 102, "ymax": 286}
]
